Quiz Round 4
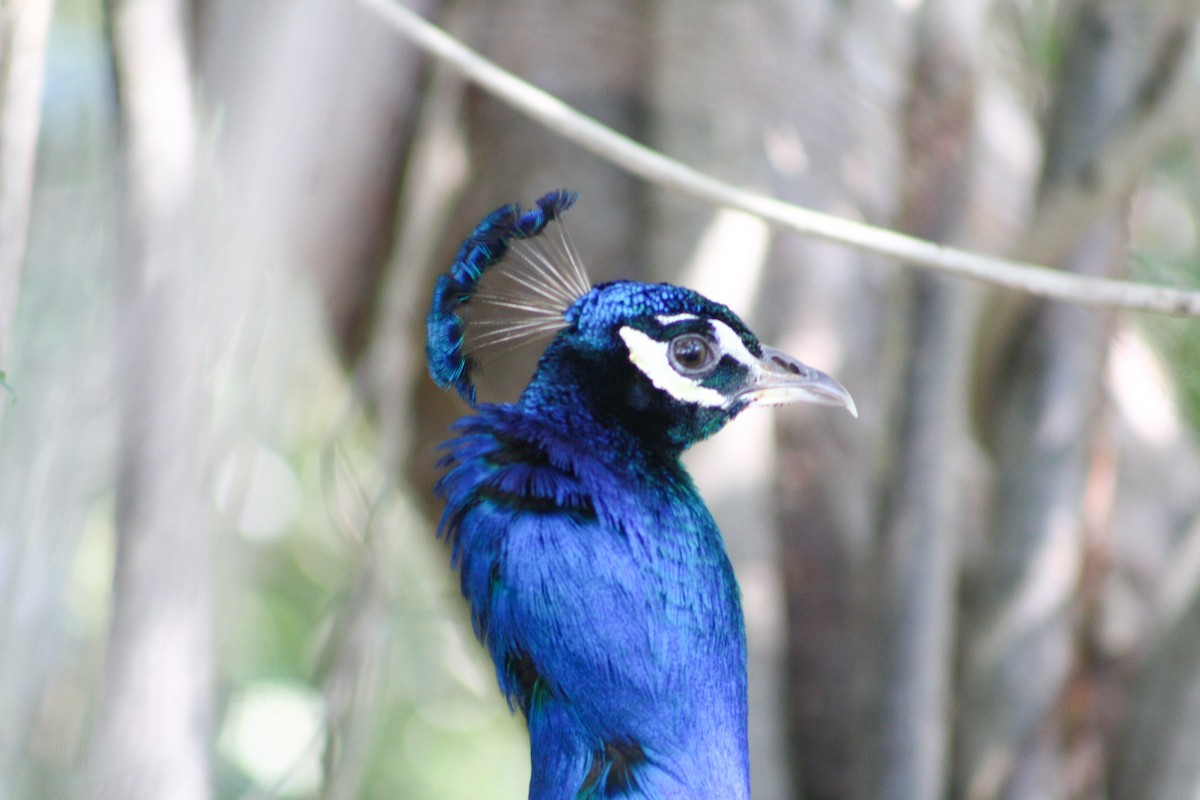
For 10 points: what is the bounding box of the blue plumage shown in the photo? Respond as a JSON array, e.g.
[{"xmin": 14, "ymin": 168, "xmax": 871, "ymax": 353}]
[{"xmin": 427, "ymin": 191, "xmax": 855, "ymax": 799}]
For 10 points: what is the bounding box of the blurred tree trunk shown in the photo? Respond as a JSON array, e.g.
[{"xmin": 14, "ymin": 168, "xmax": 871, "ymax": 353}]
[
  {"xmin": 1112, "ymin": 571, "xmax": 1200, "ymax": 800},
  {"xmin": 87, "ymin": 1, "xmax": 214, "ymax": 799},
  {"xmin": 0, "ymin": 0, "xmax": 53, "ymax": 430},
  {"xmin": 764, "ymin": 2, "xmax": 907, "ymax": 797},
  {"xmin": 198, "ymin": 0, "xmax": 430, "ymax": 368},
  {"xmin": 864, "ymin": 1, "xmax": 985, "ymax": 798},
  {"xmin": 959, "ymin": 219, "xmax": 1123, "ymax": 800},
  {"xmin": 0, "ymin": 0, "xmax": 58, "ymax": 794}
]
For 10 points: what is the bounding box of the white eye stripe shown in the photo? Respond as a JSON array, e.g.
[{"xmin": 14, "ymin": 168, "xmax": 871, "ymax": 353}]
[
  {"xmin": 655, "ymin": 313, "xmax": 700, "ymax": 325},
  {"xmin": 619, "ymin": 327, "xmax": 727, "ymax": 407},
  {"xmin": 618, "ymin": 320, "xmax": 763, "ymax": 407},
  {"xmin": 707, "ymin": 319, "xmax": 761, "ymax": 372}
]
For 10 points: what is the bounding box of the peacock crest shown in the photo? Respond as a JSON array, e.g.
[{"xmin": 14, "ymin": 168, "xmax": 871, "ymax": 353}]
[{"xmin": 426, "ymin": 190, "xmax": 591, "ymax": 406}]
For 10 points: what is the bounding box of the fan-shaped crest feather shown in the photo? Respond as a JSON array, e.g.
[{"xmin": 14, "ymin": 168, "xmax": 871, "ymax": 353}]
[{"xmin": 426, "ymin": 190, "xmax": 590, "ymax": 406}]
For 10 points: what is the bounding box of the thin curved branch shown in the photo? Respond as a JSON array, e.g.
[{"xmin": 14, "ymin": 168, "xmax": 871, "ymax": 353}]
[{"xmin": 357, "ymin": 0, "xmax": 1200, "ymax": 317}]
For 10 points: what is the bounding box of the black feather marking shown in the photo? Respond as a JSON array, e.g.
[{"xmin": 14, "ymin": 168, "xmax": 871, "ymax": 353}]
[
  {"xmin": 579, "ymin": 740, "xmax": 647, "ymax": 798},
  {"xmin": 483, "ymin": 433, "xmax": 553, "ymax": 467},
  {"xmin": 473, "ymin": 559, "xmax": 503, "ymax": 634},
  {"xmin": 505, "ymin": 648, "xmax": 554, "ymax": 714},
  {"xmin": 476, "ymin": 485, "xmax": 597, "ymax": 520},
  {"xmin": 479, "ymin": 433, "xmax": 598, "ymax": 519}
]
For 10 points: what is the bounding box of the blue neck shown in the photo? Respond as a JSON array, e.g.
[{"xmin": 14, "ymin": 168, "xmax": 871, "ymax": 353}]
[
  {"xmin": 441, "ymin": 350, "xmax": 751, "ymax": 798},
  {"xmin": 494, "ymin": 393, "xmax": 751, "ymax": 797}
]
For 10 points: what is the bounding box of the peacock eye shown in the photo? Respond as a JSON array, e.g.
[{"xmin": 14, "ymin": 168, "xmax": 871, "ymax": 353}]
[{"xmin": 667, "ymin": 333, "xmax": 719, "ymax": 377}]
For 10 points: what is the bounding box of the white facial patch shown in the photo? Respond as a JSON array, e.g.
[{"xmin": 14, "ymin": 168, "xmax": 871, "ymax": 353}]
[
  {"xmin": 619, "ymin": 327, "xmax": 726, "ymax": 406},
  {"xmin": 618, "ymin": 319, "xmax": 763, "ymax": 408},
  {"xmin": 708, "ymin": 319, "xmax": 761, "ymax": 371}
]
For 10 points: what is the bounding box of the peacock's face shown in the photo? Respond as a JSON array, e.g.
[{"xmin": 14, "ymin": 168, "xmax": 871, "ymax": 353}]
[{"xmin": 525, "ymin": 280, "xmax": 856, "ymax": 451}]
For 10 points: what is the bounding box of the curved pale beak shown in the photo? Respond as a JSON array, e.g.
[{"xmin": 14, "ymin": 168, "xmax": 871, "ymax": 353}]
[{"xmin": 739, "ymin": 346, "xmax": 857, "ymax": 418}]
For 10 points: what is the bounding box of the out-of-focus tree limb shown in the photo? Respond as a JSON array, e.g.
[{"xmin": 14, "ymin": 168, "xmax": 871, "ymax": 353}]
[
  {"xmin": 1022, "ymin": 0, "xmax": 1200, "ymax": 268},
  {"xmin": 0, "ymin": 2, "xmax": 54, "ymax": 791},
  {"xmin": 765, "ymin": 3, "xmax": 907, "ymax": 796},
  {"xmin": 1111, "ymin": 551, "xmax": 1200, "ymax": 800},
  {"xmin": 318, "ymin": 487, "xmax": 392, "ymax": 800},
  {"xmin": 356, "ymin": 0, "xmax": 1200, "ymax": 317},
  {"xmin": 959, "ymin": 214, "xmax": 1124, "ymax": 800},
  {"xmin": 0, "ymin": 0, "xmax": 53, "ymax": 434},
  {"xmin": 865, "ymin": 0, "xmax": 985, "ymax": 797},
  {"xmin": 87, "ymin": 1, "xmax": 214, "ymax": 799},
  {"xmin": 321, "ymin": 25, "xmax": 451, "ymax": 788},
  {"xmin": 200, "ymin": 0, "xmax": 429, "ymax": 368}
]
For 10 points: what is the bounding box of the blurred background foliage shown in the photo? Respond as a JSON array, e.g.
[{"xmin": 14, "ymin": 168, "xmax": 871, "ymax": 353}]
[{"xmin": 2, "ymin": 0, "xmax": 1200, "ymax": 799}]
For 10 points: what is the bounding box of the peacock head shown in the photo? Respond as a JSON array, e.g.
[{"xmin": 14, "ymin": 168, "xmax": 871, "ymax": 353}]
[
  {"xmin": 427, "ymin": 189, "xmax": 856, "ymax": 451},
  {"xmin": 521, "ymin": 279, "xmax": 855, "ymax": 450}
]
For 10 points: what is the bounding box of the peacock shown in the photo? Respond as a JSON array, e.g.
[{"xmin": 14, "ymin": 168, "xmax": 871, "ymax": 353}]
[{"xmin": 426, "ymin": 190, "xmax": 855, "ymax": 799}]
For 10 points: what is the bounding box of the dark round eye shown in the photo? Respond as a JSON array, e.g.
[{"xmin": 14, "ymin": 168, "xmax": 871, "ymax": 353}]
[{"xmin": 668, "ymin": 333, "xmax": 719, "ymax": 377}]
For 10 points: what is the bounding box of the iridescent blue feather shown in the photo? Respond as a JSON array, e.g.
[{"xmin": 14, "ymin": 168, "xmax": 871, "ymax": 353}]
[{"xmin": 426, "ymin": 190, "xmax": 579, "ymax": 406}]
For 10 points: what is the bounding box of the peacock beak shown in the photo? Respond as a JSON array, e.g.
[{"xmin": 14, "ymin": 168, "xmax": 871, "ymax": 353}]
[{"xmin": 739, "ymin": 346, "xmax": 857, "ymax": 417}]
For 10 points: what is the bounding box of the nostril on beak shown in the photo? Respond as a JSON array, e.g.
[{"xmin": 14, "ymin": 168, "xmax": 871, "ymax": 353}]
[{"xmin": 771, "ymin": 355, "xmax": 806, "ymax": 377}]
